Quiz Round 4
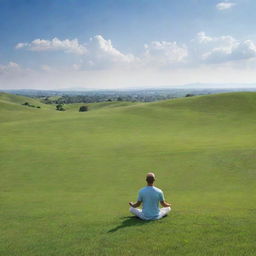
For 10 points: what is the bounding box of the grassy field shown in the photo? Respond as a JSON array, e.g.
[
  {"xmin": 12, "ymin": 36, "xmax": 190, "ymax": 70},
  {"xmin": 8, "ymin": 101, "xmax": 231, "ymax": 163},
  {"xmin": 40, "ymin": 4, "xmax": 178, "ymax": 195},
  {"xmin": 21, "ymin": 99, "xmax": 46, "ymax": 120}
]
[{"xmin": 0, "ymin": 92, "xmax": 256, "ymax": 256}]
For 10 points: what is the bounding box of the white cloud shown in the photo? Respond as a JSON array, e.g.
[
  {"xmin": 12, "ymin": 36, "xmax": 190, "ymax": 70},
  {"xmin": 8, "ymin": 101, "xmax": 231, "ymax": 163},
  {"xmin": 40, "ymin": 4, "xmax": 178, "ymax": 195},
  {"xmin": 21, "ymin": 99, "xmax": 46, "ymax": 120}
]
[
  {"xmin": 216, "ymin": 2, "xmax": 236, "ymax": 10},
  {"xmin": 16, "ymin": 35, "xmax": 137, "ymax": 69},
  {"xmin": 195, "ymin": 32, "xmax": 237, "ymax": 47},
  {"xmin": 195, "ymin": 32, "xmax": 256, "ymax": 63},
  {"xmin": 202, "ymin": 41, "xmax": 256, "ymax": 63},
  {"xmin": 16, "ymin": 42, "xmax": 29, "ymax": 49},
  {"xmin": 6, "ymin": 32, "xmax": 256, "ymax": 90},
  {"xmin": 196, "ymin": 32, "xmax": 213, "ymax": 44},
  {"xmin": 82, "ymin": 36, "xmax": 188, "ymax": 69},
  {"xmin": 143, "ymin": 41, "xmax": 188, "ymax": 67},
  {"xmin": 87, "ymin": 35, "xmax": 137, "ymax": 67},
  {"xmin": 16, "ymin": 37, "xmax": 87, "ymax": 55},
  {"xmin": 15, "ymin": 35, "xmax": 188, "ymax": 70}
]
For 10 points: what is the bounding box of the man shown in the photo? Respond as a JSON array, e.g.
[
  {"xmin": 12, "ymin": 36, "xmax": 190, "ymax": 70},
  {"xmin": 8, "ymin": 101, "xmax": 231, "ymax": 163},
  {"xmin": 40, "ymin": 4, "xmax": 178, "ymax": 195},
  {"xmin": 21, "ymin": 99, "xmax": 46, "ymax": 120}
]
[{"xmin": 129, "ymin": 172, "xmax": 171, "ymax": 220}]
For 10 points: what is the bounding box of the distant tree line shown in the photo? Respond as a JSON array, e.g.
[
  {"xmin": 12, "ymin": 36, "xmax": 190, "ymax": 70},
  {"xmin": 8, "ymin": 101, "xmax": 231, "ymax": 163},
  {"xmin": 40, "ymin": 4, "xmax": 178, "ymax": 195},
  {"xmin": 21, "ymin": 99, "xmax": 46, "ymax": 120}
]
[{"xmin": 41, "ymin": 94, "xmax": 177, "ymax": 105}]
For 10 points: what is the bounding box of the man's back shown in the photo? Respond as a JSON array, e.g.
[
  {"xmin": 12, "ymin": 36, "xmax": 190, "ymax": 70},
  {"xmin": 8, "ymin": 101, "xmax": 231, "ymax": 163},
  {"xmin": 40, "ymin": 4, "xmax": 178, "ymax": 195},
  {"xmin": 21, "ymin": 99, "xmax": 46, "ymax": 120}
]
[
  {"xmin": 138, "ymin": 186, "xmax": 164, "ymax": 220},
  {"xmin": 129, "ymin": 173, "xmax": 171, "ymax": 220}
]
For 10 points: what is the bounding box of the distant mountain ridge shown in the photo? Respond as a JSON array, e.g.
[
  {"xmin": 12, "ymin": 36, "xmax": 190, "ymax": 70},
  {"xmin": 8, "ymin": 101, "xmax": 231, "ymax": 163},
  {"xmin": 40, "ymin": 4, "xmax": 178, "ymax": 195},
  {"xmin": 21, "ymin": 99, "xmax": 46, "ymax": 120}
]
[{"xmin": 1, "ymin": 82, "xmax": 256, "ymax": 92}]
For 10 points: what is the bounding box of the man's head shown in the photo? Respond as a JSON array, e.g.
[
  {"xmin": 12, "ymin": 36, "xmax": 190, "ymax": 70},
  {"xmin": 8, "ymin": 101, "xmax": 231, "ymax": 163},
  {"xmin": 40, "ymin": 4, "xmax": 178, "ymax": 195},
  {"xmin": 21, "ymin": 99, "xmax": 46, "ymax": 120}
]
[{"xmin": 146, "ymin": 172, "xmax": 155, "ymax": 185}]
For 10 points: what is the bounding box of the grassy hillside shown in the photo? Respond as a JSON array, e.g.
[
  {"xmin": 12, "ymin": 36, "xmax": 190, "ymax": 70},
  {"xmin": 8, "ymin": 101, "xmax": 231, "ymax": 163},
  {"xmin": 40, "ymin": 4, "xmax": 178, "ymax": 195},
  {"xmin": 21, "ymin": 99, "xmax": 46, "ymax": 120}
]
[
  {"xmin": 0, "ymin": 92, "xmax": 256, "ymax": 256},
  {"xmin": 0, "ymin": 92, "xmax": 50, "ymax": 109}
]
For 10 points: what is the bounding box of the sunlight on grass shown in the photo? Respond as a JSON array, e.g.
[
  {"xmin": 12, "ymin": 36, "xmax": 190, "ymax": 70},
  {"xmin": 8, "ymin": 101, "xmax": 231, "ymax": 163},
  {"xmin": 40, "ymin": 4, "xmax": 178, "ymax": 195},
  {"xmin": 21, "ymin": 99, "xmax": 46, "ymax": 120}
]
[{"xmin": 0, "ymin": 92, "xmax": 256, "ymax": 255}]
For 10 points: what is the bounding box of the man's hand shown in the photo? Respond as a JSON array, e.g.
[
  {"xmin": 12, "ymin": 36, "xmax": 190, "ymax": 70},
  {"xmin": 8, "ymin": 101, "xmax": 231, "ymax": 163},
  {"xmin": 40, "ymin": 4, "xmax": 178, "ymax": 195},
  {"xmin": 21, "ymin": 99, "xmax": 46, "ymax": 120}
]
[
  {"xmin": 160, "ymin": 201, "xmax": 171, "ymax": 207},
  {"xmin": 129, "ymin": 201, "xmax": 142, "ymax": 208},
  {"xmin": 129, "ymin": 202, "xmax": 134, "ymax": 207}
]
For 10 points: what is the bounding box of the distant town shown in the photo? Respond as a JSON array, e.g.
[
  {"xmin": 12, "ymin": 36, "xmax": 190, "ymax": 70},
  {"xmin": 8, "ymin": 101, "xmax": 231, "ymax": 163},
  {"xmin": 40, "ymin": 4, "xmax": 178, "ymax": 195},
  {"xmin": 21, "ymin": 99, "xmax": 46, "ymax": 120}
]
[{"xmin": 1, "ymin": 87, "xmax": 256, "ymax": 104}]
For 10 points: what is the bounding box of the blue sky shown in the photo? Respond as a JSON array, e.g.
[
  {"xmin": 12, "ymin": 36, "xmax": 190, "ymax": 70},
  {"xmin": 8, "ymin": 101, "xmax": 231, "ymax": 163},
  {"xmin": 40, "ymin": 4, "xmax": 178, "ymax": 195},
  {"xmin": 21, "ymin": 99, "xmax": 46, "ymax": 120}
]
[{"xmin": 1, "ymin": 0, "xmax": 256, "ymax": 89}]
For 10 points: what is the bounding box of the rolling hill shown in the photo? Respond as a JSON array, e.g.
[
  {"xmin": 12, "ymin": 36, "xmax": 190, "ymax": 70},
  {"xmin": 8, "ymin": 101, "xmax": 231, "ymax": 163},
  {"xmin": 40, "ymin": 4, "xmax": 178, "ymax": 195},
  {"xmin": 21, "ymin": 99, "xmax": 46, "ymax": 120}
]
[{"xmin": 0, "ymin": 92, "xmax": 255, "ymax": 256}]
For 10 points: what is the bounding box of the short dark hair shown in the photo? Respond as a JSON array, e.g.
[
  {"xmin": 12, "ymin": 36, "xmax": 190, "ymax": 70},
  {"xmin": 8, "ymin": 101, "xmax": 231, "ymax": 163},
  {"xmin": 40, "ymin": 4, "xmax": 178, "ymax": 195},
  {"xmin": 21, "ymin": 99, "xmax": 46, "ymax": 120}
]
[{"xmin": 146, "ymin": 175, "xmax": 155, "ymax": 184}]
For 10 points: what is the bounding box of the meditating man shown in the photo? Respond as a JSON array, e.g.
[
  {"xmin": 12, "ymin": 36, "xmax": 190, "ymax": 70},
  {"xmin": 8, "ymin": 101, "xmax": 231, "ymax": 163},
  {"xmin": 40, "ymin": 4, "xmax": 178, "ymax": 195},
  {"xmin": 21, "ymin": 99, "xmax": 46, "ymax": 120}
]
[{"xmin": 129, "ymin": 172, "xmax": 171, "ymax": 220}]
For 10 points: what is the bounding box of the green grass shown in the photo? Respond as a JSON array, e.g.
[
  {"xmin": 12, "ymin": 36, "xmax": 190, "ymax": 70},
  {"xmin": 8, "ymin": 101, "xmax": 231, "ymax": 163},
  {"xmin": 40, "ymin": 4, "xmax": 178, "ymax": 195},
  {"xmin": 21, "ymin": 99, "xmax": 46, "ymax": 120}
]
[{"xmin": 0, "ymin": 92, "xmax": 256, "ymax": 256}]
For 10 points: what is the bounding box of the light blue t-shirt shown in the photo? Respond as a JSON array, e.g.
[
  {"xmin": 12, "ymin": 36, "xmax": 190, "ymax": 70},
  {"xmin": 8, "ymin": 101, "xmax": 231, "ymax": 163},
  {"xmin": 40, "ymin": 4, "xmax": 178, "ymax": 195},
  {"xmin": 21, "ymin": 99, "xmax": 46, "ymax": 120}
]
[{"xmin": 138, "ymin": 186, "xmax": 165, "ymax": 220}]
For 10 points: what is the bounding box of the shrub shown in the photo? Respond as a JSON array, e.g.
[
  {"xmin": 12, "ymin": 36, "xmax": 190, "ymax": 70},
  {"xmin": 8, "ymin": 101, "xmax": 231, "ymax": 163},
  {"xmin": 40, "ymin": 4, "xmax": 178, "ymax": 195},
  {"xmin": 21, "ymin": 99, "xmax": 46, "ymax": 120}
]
[
  {"xmin": 56, "ymin": 104, "xmax": 65, "ymax": 111},
  {"xmin": 22, "ymin": 102, "xmax": 41, "ymax": 109},
  {"xmin": 79, "ymin": 105, "xmax": 88, "ymax": 112}
]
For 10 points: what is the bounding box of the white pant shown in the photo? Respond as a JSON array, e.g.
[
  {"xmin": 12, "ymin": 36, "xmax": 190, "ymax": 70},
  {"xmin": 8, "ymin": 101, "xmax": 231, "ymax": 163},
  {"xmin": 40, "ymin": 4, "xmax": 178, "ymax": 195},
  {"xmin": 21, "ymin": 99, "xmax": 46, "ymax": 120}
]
[{"xmin": 129, "ymin": 207, "xmax": 171, "ymax": 220}]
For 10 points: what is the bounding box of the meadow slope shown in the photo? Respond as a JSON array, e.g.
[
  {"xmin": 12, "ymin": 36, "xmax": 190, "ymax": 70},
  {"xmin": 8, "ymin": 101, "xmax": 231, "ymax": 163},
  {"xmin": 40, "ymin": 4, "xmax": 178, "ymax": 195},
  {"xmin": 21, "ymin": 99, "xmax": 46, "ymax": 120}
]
[{"xmin": 0, "ymin": 92, "xmax": 256, "ymax": 256}]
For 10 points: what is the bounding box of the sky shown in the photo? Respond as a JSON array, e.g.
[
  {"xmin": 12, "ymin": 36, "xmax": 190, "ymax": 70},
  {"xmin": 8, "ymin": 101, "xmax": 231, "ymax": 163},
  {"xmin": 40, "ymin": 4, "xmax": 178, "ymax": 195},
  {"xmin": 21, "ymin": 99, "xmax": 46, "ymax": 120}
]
[{"xmin": 1, "ymin": 0, "xmax": 256, "ymax": 90}]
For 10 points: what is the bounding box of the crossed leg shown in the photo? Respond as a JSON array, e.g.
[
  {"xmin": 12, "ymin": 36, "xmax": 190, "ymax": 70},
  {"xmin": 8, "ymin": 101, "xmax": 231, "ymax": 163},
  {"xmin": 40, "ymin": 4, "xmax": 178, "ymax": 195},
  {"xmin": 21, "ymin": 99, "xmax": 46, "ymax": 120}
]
[
  {"xmin": 129, "ymin": 207, "xmax": 171, "ymax": 220},
  {"xmin": 157, "ymin": 207, "xmax": 171, "ymax": 219},
  {"xmin": 129, "ymin": 207, "xmax": 145, "ymax": 220}
]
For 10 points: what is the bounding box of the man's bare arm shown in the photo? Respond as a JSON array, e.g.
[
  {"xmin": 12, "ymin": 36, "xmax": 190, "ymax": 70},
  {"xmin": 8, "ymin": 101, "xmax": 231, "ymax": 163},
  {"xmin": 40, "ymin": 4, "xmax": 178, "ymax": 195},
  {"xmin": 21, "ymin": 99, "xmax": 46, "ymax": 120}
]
[
  {"xmin": 129, "ymin": 201, "xmax": 142, "ymax": 208},
  {"xmin": 160, "ymin": 201, "xmax": 171, "ymax": 207}
]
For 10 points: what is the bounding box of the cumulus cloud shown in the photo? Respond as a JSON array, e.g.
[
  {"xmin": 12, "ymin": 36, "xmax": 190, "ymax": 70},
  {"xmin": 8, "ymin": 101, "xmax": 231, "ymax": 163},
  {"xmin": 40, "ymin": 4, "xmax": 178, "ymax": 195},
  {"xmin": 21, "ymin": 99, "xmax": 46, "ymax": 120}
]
[
  {"xmin": 195, "ymin": 32, "xmax": 237, "ymax": 47},
  {"xmin": 78, "ymin": 36, "xmax": 187, "ymax": 69},
  {"xmin": 16, "ymin": 35, "xmax": 137, "ymax": 69},
  {"xmin": 15, "ymin": 35, "xmax": 189, "ymax": 70},
  {"xmin": 13, "ymin": 32, "xmax": 256, "ymax": 73},
  {"xmin": 143, "ymin": 41, "xmax": 188, "ymax": 67},
  {"xmin": 79, "ymin": 37, "xmax": 188, "ymax": 69},
  {"xmin": 4, "ymin": 32, "xmax": 256, "ymax": 90},
  {"xmin": 195, "ymin": 32, "xmax": 256, "ymax": 63},
  {"xmin": 16, "ymin": 37, "xmax": 87, "ymax": 55},
  {"xmin": 216, "ymin": 2, "xmax": 236, "ymax": 10},
  {"xmin": 16, "ymin": 42, "xmax": 29, "ymax": 49},
  {"xmin": 85, "ymin": 35, "xmax": 137, "ymax": 68},
  {"xmin": 196, "ymin": 32, "xmax": 213, "ymax": 44}
]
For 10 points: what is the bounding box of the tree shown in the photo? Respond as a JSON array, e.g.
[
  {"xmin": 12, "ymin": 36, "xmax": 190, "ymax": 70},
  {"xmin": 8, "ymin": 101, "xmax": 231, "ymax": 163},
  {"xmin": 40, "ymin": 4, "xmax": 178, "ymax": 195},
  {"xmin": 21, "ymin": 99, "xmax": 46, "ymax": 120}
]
[
  {"xmin": 56, "ymin": 104, "xmax": 65, "ymax": 111},
  {"xmin": 79, "ymin": 105, "xmax": 88, "ymax": 112}
]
